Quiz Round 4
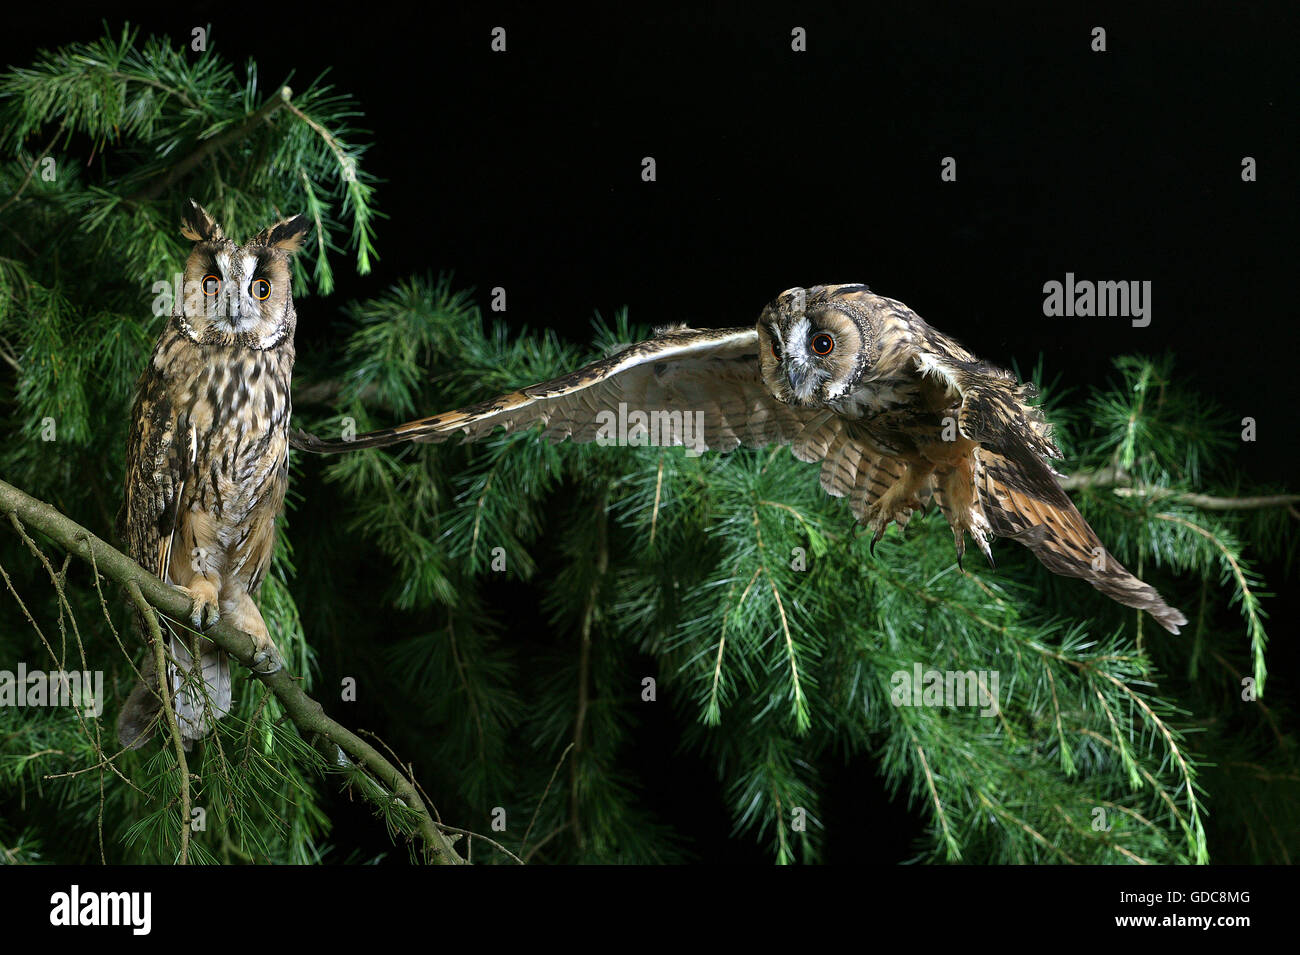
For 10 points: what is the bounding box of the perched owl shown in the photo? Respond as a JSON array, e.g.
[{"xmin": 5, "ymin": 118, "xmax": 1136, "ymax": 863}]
[
  {"xmin": 117, "ymin": 200, "xmax": 310, "ymax": 749},
  {"xmin": 291, "ymin": 283, "xmax": 1188, "ymax": 633}
]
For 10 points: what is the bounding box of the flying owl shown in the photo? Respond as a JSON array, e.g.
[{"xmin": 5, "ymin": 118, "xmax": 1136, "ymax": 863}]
[
  {"xmin": 117, "ymin": 200, "xmax": 310, "ymax": 749},
  {"xmin": 291, "ymin": 283, "xmax": 1188, "ymax": 633}
]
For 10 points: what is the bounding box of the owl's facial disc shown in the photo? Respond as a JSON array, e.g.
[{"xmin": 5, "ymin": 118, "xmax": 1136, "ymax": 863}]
[
  {"xmin": 214, "ymin": 252, "xmax": 273, "ymax": 331},
  {"xmin": 181, "ymin": 240, "xmax": 290, "ymax": 347},
  {"xmin": 759, "ymin": 292, "xmax": 868, "ymax": 407}
]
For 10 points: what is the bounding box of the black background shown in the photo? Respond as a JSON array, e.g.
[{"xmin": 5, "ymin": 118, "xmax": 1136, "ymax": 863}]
[
  {"xmin": 3, "ymin": 2, "xmax": 1296, "ymax": 866},
  {"xmin": 6, "ymin": 3, "xmax": 1294, "ymax": 446}
]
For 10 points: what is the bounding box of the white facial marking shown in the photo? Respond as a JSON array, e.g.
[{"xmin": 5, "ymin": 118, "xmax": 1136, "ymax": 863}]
[
  {"xmin": 781, "ymin": 315, "xmax": 831, "ymax": 403},
  {"xmin": 230, "ymin": 254, "xmax": 260, "ymax": 328},
  {"xmin": 214, "ymin": 252, "xmax": 268, "ymax": 334},
  {"xmin": 788, "ymin": 316, "xmax": 811, "ymax": 348}
]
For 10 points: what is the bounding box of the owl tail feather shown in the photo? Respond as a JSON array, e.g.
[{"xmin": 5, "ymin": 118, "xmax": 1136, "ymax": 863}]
[
  {"xmin": 168, "ymin": 635, "xmax": 231, "ymax": 746},
  {"xmin": 116, "ymin": 651, "xmax": 163, "ymax": 751},
  {"xmin": 116, "ymin": 634, "xmax": 231, "ymax": 750}
]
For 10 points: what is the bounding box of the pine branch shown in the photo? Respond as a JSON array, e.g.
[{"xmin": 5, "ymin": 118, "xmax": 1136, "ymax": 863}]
[
  {"xmin": 127, "ymin": 85, "xmax": 293, "ymax": 203},
  {"xmin": 1156, "ymin": 511, "xmax": 1270, "ymax": 694},
  {"xmin": 0, "ymin": 476, "xmax": 466, "ymax": 865}
]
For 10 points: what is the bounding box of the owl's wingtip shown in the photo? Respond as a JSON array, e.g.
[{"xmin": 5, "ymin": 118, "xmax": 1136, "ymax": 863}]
[{"xmin": 1155, "ymin": 606, "xmax": 1189, "ymax": 635}]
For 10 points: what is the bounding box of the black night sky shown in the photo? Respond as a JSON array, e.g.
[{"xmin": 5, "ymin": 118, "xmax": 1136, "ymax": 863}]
[{"xmin": 7, "ymin": 5, "xmax": 1293, "ymax": 468}]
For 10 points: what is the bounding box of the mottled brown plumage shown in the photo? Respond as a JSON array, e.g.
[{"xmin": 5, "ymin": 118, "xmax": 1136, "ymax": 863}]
[
  {"xmin": 291, "ymin": 283, "xmax": 1187, "ymax": 634},
  {"xmin": 117, "ymin": 200, "xmax": 310, "ymax": 749}
]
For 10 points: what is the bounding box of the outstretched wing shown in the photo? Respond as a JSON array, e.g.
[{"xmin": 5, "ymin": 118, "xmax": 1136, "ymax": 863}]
[
  {"xmin": 910, "ymin": 330, "xmax": 1188, "ymax": 634},
  {"xmin": 293, "ymin": 327, "xmax": 768, "ymax": 451},
  {"xmin": 291, "ymin": 325, "xmax": 926, "ymax": 520}
]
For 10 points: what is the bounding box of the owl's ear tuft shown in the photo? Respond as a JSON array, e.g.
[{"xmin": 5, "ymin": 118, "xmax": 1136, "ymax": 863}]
[
  {"xmin": 253, "ymin": 214, "xmax": 312, "ymax": 253},
  {"xmin": 180, "ymin": 200, "xmax": 223, "ymax": 243}
]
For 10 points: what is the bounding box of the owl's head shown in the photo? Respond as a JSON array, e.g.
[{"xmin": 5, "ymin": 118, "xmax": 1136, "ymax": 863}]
[
  {"xmin": 756, "ymin": 284, "xmax": 878, "ymax": 407},
  {"xmin": 177, "ymin": 200, "xmax": 311, "ymax": 349}
]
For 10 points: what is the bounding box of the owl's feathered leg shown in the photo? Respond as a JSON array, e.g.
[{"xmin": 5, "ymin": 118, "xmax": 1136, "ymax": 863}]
[
  {"xmin": 224, "ymin": 590, "xmax": 283, "ymax": 674},
  {"xmin": 158, "ymin": 517, "xmax": 239, "ymax": 744},
  {"xmin": 167, "ymin": 588, "xmax": 285, "ymax": 745},
  {"xmin": 861, "ymin": 464, "xmax": 929, "ymax": 554},
  {"xmin": 929, "ymin": 460, "xmax": 996, "ymax": 571},
  {"xmin": 117, "ymin": 596, "xmax": 275, "ymax": 750},
  {"xmin": 115, "ymin": 611, "xmax": 229, "ymax": 750}
]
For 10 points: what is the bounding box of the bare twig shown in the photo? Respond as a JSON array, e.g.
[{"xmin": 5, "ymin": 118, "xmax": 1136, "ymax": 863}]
[
  {"xmin": 569, "ymin": 487, "xmax": 609, "ymax": 852},
  {"xmin": 126, "ymin": 580, "xmax": 190, "ymax": 864},
  {"xmin": 0, "ymin": 125, "xmax": 64, "ymax": 215},
  {"xmin": 523, "ymin": 741, "xmax": 573, "ymax": 852},
  {"xmin": 1060, "ymin": 468, "xmax": 1298, "ymax": 513}
]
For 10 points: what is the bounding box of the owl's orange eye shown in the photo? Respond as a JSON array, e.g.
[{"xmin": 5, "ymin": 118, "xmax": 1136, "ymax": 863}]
[
  {"xmin": 771, "ymin": 342, "xmax": 781, "ymax": 359},
  {"xmin": 202, "ymin": 274, "xmax": 221, "ymax": 296},
  {"xmin": 250, "ymin": 278, "xmax": 272, "ymax": 300},
  {"xmin": 810, "ymin": 333, "xmax": 835, "ymax": 356}
]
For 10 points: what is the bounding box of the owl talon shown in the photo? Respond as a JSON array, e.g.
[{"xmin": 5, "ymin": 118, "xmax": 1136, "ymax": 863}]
[
  {"xmin": 177, "ymin": 584, "xmax": 221, "ymax": 631},
  {"xmin": 861, "ymin": 490, "xmax": 922, "ymax": 558},
  {"xmin": 250, "ymin": 646, "xmax": 282, "ymax": 675},
  {"xmin": 951, "ymin": 532, "xmax": 995, "ymax": 571},
  {"xmin": 197, "ymin": 603, "xmax": 220, "ymax": 630},
  {"xmin": 246, "ymin": 627, "xmax": 284, "ymax": 674}
]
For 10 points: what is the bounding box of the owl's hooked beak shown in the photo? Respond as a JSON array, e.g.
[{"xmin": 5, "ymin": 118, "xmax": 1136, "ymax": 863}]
[{"xmin": 784, "ymin": 361, "xmax": 824, "ymax": 404}]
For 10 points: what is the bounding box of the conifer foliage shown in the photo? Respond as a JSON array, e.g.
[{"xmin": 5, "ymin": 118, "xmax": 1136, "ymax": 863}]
[{"xmin": 0, "ymin": 27, "xmax": 1295, "ymax": 864}]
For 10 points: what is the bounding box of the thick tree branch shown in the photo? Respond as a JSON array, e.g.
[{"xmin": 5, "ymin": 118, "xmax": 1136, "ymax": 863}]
[
  {"xmin": 0, "ymin": 476, "xmax": 465, "ymax": 865},
  {"xmin": 1057, "ymin": 466, "xmax": 1132, "ymax": 492},
  {"xmin": 1121, "ymin": 489, "xmax": 1300, "ymax": 512}
]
